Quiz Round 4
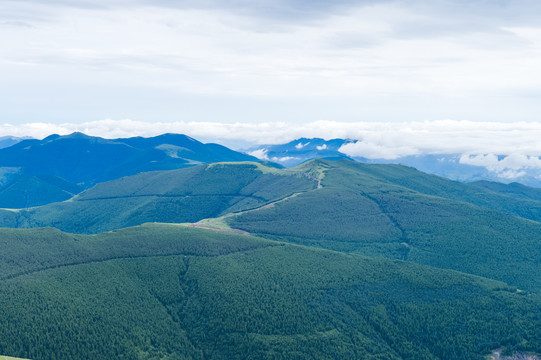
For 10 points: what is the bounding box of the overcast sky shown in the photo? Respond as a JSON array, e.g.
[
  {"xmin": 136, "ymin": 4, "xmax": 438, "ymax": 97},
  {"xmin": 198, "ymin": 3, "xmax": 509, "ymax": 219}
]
[{"xmin": 1, "ymin": 0, "xmax": 541, "ymax": 164}]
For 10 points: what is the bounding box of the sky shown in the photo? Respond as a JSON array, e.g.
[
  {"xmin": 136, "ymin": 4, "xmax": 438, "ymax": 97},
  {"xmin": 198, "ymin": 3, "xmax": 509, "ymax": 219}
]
[{"xmin": 1, "ymin": 0, "xmax": 541, "ymax": 166}]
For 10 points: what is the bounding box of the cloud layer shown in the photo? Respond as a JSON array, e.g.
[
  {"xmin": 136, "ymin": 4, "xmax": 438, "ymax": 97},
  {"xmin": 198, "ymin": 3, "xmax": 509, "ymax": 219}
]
[
  {"xmin": 0, "ymin": 118, "xmax": 538, "ymax": 152},
  {"xmin": 2, "ymin": 118, "xmax": 540, "ymax": 178},
  {"xmin": 2, "ymin": 0, "xmax": 541, "ymax": 123}
]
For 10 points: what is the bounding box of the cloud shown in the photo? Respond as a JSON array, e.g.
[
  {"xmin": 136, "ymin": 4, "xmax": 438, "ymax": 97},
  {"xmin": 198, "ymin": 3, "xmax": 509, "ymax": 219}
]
[
  {"xmin": 459, "ymin": 153, "xmax": 541, "ymax": 179},
  {"xmin": 2, "ymin": 118, "xmax": 541, "ymax": 178},
  {"xmin": 4, "ymin": 0, "xmax": 378, "ymax": 23},
  {"xmin": 1, "ymin": 118, "xmax": 540, "ymax": 155},
  {"xmin": 316, "ymin": 144, "xmax": 327, "ymax": 150},
  {"xmin": 270, "ymin": 156, "xmax": 299, "ymax": 162},
  {"xmin": 334, "ymin": 120, "xmax": 541, "ymax": 158},
  {"xmin": 2, "ymin": 0, "xmax": 541, "ymax": 109},
  {"xmin": 246, "ymin": 149, "xmax": 298, "ymax": 163},
  {"xmin": 247, "ymin": 148, "xmax": 269, "ymax": 160},
  {"xmin": 0, "ymin": 20, "xmax": 35, "ymax": 27},
  {"xmin": 339, "ymin": 142, "xmax": 420, "ymax": 160}
]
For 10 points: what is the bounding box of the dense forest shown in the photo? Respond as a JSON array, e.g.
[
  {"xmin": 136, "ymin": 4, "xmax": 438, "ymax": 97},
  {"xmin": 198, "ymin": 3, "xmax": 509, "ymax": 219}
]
[
  {"xmin": 0, "ymin": 163, "xmax": 316, "ymax": 233},
  {"xmin": 1, "ymin": 224, "xmax": 541, "ymax": 359},
  {"xmin": 0, "ymin": 158, "xmax": 540, "ymax": 359}
]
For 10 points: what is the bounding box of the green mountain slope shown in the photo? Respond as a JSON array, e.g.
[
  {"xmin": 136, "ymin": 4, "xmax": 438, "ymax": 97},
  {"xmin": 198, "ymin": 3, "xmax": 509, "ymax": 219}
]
[
  {"xmin": 470, "ymin": 180, "xmax": 541, "ymax": 201},
  {"xmin": 0, "ymin": 224, "xmax": 540, "ymax": 359},
  {"xmin": 317, "ymin": 160, "xmax": 541, "ymax": 222},
  {"xmin": 0, "ymin": 174, "xmax": 83, "ymax": 208},
  {"xmin": 0, "ymin": 163, "xmax": 316, "ymax": 233},
  {"xmin": 228, "ymin": 159, "xmax": 541, "ymax": 291},
  {"xmin": 2, "ymin": 159, "xmax": 541, "ymax": 291}
]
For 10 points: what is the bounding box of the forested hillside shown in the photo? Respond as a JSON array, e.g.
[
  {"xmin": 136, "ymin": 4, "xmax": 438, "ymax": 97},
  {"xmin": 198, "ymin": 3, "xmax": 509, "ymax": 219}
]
[
  {"xmin": 227, "ymin": 160, "xmax": 541, "ymax": 290},
  {"xmin": 0, "ymin": 174, "xmax": 83, "ymax": 208},
  {"xmin": 1, "ymin": 159, "xmax": 541, "ymax": 290},
  {"xmin": 0, "ymin": 224, "xmax": 540, "ymax": 360},
  {"xmin": 0, "ymin": 162, "xmax": 315, "ymax": 233},
  {"xmin": 1, "ymin": 158, "xmax": 541, "ymax": 359}
]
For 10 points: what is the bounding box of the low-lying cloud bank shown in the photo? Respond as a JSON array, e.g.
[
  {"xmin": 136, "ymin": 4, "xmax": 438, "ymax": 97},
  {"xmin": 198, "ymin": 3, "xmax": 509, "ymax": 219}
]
[{"xmin": 2, "ymin": 119, "xmax": 541, "ymax": 178}]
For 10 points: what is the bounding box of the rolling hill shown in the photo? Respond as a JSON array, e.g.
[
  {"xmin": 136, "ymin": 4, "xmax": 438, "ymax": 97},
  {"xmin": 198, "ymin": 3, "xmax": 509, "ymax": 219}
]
[
  {"xmin": 228, "ymin": 159, "xmax": 541, "ymax": 290},
  {"xmin": 1, "ymin": 159, "xmax": 541, "ymax": 292},
  {"xmin": 470, "ymin": 180, "xmax": 541, "ymax": 202},
  {"xmin": 0, "ymin": 223, "xmax": 540, "ymax": 359},
  {"xmin": 0, "ymin": 162, "xmax": 316, "ymax": 233},
  {"xmin": 0, "ymin": 136, "xmax": 31, "ymax": 149}
]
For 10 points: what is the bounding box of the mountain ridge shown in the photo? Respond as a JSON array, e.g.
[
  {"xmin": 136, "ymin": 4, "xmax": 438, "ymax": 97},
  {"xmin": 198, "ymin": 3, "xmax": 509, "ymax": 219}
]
[
  {"xmin": 0, "ymin": 132, "xmax": 259, "ymax": 187},
  {"xmin": 0, "ymin": 132, "xmax": 261, "ymax": 208},
  {"xmin": 1, "ymin": 158, "xmax": 540, "ymax": 291},
  {"xmin": 250, "ymin": 138, "xmax": 541, "ymax": 187}
]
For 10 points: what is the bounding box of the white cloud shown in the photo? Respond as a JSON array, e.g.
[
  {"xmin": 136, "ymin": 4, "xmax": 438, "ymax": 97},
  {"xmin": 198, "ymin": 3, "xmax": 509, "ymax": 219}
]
[
  {"xmin": 339, "ymin": 142, "xmax": 420, "ymax": 160},
  {"xmin": 2, "ymin": 118, "xmax": 541, "ymax": 178},
  {"xmin": 247, "ymin": 148, "xmax": 298, "ymax": 163},
  {"xmin": 247, "ymin": 148, "xmax": 269, "ymax": 160},
  {"xmin": 270, "ymin": 156, "xmax": 298, "ymax": 163},
  {"xmin": 498, "ymin": 170, "xmax": 528, "ymax": 180},
  {"xmin": 295, "ymin": 142, "xmax": 309, "ymax": 149},
  {"xmin": 316, "ymin": 144, "xmax": 327, "ymax": 150},
  {"xmin": 459, "ymin": 153, "xmax": 541, "ymax": 179},
  {"xmin": 1, "ymin": 118, "xmax": 540, "ymax": 155},
  {"xmin": 335, "ymin": 120, "xmax": 541, "ymax": 158},
  {"xmin": 2, "ymin": 1, "xmax": 541, "ymax": 124}
]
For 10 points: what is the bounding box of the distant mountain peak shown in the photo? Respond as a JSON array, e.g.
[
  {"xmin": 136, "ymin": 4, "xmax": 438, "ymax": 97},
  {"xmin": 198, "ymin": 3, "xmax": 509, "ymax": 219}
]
[
  {"xmin": 66, "ymin": 131, "xmax": 90, "ymax": 138},
  {"xmin": 249, "ymin": 138, "xmax": 354, "ymax": 167},
  {"xmin": 42, "ymin": 134, "xmax": 61, "ymax": 142},
  {"xmin": 0, "ymin": 132, "xmax": 259, "ymax": 190}
]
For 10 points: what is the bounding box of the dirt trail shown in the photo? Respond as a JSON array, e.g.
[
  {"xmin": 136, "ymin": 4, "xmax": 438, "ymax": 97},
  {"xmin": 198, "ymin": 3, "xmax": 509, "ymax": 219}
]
[
  {"xmin": 189, "ymin": 191, "xmax": 304, "ymax": 234},
  {"xmin": 187, "ymin": 224, "xmax": 250, "ymax": 235},
  {"xmin": 189, "ymin": 171, "xmax": 322, "ymax": 234}
]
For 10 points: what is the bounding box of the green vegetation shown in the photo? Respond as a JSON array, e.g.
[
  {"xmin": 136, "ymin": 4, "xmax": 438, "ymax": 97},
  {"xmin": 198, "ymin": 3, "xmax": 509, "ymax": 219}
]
[
  {"xmin": 316, "ymin": 159, "xmax": 541, "ymax": 222},
  {"xmin": 0, "ymin": 224, "xmax": 540, "ymax": 359},
  {"xmin": 0, "ymin": 224, "xmax": 272, "ymax": 280},
  {"xmin": 229, "ymin": 159, "xmax": 541, "ymax": 291},
  {"xmin": 1, "ymin": 158, "xmax": 540, "ymax": 291},
  {"xmin": 470, "ymin": 180, "xmax": 541, "ymax": 201},
  {"xmin": 207, "ymin": 161, "xmax": 285, "ymax": 175},
  {"xmin": 2, "ymin": 158, "xmax": 541, "ymax": 359},
  {"xmin": 0, "ymin": 174, "xmax": 82, "ymax": 208},
  {"xmin": 0, "ymin": 162, "xmax": 316, "ymax": 233}
]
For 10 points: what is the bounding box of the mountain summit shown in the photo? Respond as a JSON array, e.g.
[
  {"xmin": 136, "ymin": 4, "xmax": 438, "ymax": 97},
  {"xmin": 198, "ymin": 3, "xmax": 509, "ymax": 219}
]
[
  {"xmin": 251, "ymin": 138, "xmax": 541, "ymax": 187},
  {"xmin": 248, "ymin": 138, "xmax": 354, "ymax": 167},
  {"xmin": 0, "ymin": 132, "xmax": 259, "ymax": 208},
  {"xmin": 0, "ymin": 132, "xmax": 258, "ymax": 188}
]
